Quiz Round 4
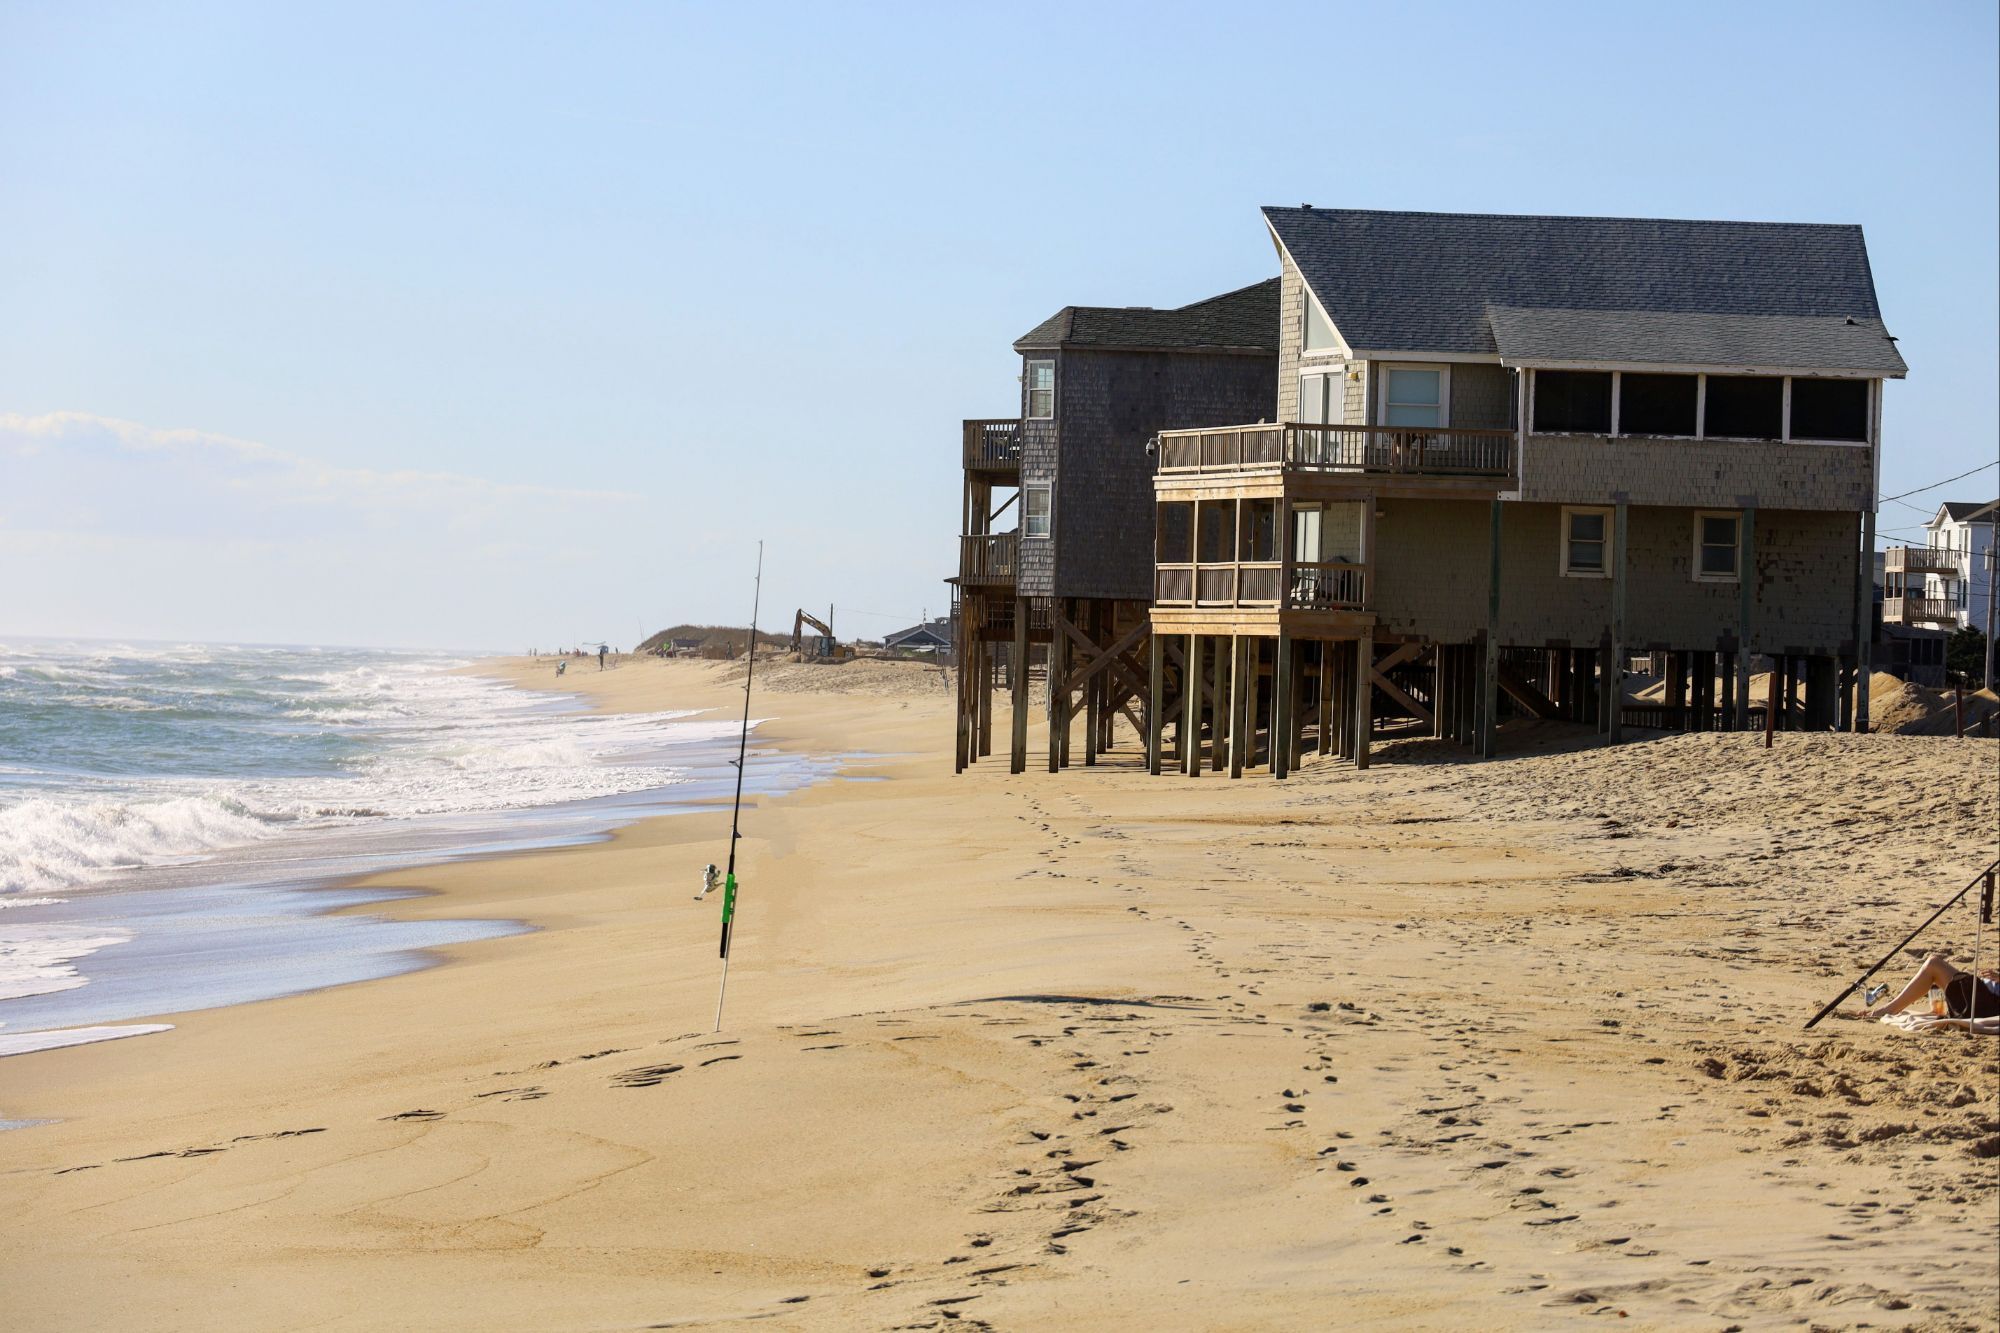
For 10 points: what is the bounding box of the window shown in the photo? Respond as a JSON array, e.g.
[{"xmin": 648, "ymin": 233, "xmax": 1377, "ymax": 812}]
[
  {"xmin": 1303, "ymin": 293, "xmax": 1339, "ymax": 352},
  {"xmin": 1618, "ymin": 373, "xmax": 1699, "ymax": 437},
  {"xmin": 1024, "ymin": 482, "xmax": 1052, "ymax": 538},
  {"xmin": 1298, "ymin": 372, "xmax": 1335, "ymax": 424},
  {"xmin": 1694, "ymin": 511, "xmax": 1740, "ymax": 582},
  {"xmin": 1532, "ymin": 370, "xmax": 1612, "ymax": 434},
  {"xmin": 1381, "ymin": 366, "xmax": 1448, "ymax": 427},
  {"xmin": 1789, "ymin": 378, "xmax": 1869, "ymax": 442},
  {"xmin": 1702, "ymin": 375, "xmax": 1783, "ymax": 440},
  {"xmin": 1025, "ymin": 360, "xmax": 1054, "ymax": 419},
  {"xmin": 1561, "ymin": 507, "xmax": 1611, "ymax": 578}
]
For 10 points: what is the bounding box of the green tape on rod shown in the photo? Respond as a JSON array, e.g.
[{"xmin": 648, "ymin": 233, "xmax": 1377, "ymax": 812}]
[{"xmin": 720, "ymin": 873, "xmax": 738, "ymax": 925}]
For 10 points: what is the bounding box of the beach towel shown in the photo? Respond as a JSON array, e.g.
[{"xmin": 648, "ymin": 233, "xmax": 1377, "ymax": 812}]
[{"xmin": 1878, "ymin": 1012, "xmax": 2000, "ymax": 1036}]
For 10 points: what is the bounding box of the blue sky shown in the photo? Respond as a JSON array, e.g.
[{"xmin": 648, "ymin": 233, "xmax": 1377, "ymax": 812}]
[{"xmin": 2, "ymin": 1, "xmax": 1994, "ymax": 649}]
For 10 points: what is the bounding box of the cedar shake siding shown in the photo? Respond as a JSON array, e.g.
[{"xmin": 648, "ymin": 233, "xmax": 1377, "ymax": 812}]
[{"xmin": 1051, "ymin": 347, "xmax": 1277, "ymax": 601}]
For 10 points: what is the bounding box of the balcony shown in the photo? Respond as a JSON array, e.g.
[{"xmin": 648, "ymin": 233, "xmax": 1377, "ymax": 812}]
[
  {"xmin": 1155, "ymin": 560, "xmax": 1366, "ymax": 611},
  {"xmin": 1884, "ymin": 595, "xmax": 1958, "ymax": 628},
  {"xmin": 959, "ymin": 531, "xmax": 1019, "ymax": 586},
  {"xmin": 1156, "ymin": 422, "xmax": 1514, "ymax": 480},
  {"xmin": 963, "ymin": 419, "xmax": 1022, "ymax": 474},
  {"xmin": 1884, "ymin": 546, "xmax": 1963, "ymax": 579}
]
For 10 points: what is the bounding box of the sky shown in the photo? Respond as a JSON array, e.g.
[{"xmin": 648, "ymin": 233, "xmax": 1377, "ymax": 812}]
[{"xmin": 2, "ymin": 1, "xmax": 1995, "ymax": 650}]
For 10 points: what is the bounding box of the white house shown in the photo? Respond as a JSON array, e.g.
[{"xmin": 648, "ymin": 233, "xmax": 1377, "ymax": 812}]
[{"xmin": 1921, "ymin": 500, "xmax": 1997, "ymax": 633}]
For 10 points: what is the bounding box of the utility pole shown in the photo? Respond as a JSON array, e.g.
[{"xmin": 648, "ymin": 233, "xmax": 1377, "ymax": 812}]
[{"xmin": 1984, "ymin": 521, "xmax": 1996, "ymax": 692}]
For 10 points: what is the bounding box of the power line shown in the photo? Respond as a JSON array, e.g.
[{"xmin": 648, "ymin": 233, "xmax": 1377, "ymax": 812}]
[{"xmin": 1877, "ymin": 460, "xmax": 1998, "ymax": 508}]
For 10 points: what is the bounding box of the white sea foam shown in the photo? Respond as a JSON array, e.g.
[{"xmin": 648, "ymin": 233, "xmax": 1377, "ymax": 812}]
[
  {"xmin": 0, "ymin": 925, "xmax": 134, "ymax": 1002},
  {"xmin": 0, "ymin": 1023, "xmax": 174, "ymax": 1058}
]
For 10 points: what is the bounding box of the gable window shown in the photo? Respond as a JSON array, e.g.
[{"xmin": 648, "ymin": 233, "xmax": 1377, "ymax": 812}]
[
  {"xmin": 1023, "ymin": 482, "xmax": 1052, "ymax": 538},
  {"xmin": 1532, "ymin": 370, "xmax": 1613, "ymax": 434},
  {"xmin": 1303, "ymin": 292, "xmax": 1339, "ymax": 352},
  {"xmin": 1381, "ymin": 366, "xmax": 1448, "ymax": 428},
  {"xmin": 1789, "ymin": 378, "xmax": 1869, "ymax": 443},
  {"xmin": 1618, "ymin": 373, "xmax": 1699, "ymax": 437},
  {"xmin": 1025, "ymin": 360, "xmax": 1055, "ymax": 419},
  {"xmin": 1694, "ymin": 512, "xmax": 1740, "ymax": 582},
  {"xmin": 1561, "ymin": 506, "xmax": 1611, "ymax": 578},
  {"xmin": 1702, "ymin": 375, "xmax": 1783, "ymax": 440}
]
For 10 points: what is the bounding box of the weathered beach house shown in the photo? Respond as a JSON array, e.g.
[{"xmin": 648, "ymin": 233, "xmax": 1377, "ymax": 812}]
[
  {"xmin": 1155, "ymin": 205, "xmax": 1904, "ymax": 776},
  {"xmin": 954, "ymin": 205, "xmax": 1906, "ymax": 777},
  {"xmin": 951, "ymin": 281, "xmax": 1278, "ymax": 771}
]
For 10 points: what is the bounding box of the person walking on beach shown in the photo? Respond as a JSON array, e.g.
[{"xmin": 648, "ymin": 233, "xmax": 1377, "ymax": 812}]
[{"xmin": 598, "ymin": 643, "xmax": 607, "ymax": 671}]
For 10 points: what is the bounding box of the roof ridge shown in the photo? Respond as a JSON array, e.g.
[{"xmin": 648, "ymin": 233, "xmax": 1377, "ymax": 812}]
[{"xmin": 1263, "ymin": 204, "xmax": 1864, "ymax": 230}]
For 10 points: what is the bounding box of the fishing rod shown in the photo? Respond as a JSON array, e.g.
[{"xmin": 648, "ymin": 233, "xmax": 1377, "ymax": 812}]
[
  {"xmin": 1803, "ymin": 855, "xmax": 1999, "ymax": 1030},
  {"xmin": 713, "ymin": 541, "xmax": 763, "ymax": 1033}
]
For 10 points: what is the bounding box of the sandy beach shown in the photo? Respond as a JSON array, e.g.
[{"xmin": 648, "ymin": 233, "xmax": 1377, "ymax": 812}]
[{"xmin": 2, "ymin": 655, "xmax": 1996, "ymax": 1331}]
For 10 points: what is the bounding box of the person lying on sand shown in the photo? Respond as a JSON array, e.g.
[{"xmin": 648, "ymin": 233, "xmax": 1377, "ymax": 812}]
[{"xmin": 1860, "ymin": 953, "xmax": 2000, "ymax": 1032}]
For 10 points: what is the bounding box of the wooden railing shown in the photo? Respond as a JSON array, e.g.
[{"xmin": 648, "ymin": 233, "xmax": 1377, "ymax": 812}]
[
  {"xmin": 1884, "ymin": 546, "xmax": 1962, "ymax": 578},
  {"xmin": 1884, "ymin": 595, "xmax": 1958, "ymax": 627},
  {"xmin": 1155, "ymin": 564, "xmax": 1194, "ymax": 604},
  {"xmin": 1153, "ymin": 560, "xmax": 1366, "ymax": 611},
  {"xmin": 1157, "ymin": 422, "xmax": 1515, "ymax": 479},
  {"xmin": 959, "ymin": 532, "xmax": 1018, "ymax": 585},
  {"xmin": 963, "ymin": 418, "xmax": 1022, "ymax": 470},
  {"xmin": 1289, "ymin": 561, "xmax": 1366, "ymax": 609}
]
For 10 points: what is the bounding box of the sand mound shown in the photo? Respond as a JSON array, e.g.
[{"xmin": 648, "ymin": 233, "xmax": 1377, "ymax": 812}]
[
  {"xmin": 717, "ymin": 654, "xmax": 951, "ymax": 698},
  {"xmin": 1870, "ymin": 672, "xmax": 2000, "ymax": 735}
]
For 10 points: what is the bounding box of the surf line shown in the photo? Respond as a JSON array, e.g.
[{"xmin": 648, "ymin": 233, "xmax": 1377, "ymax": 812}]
[{"xmin": 712, "ymin": 541, "xmax": 763, "ymax": 1034}]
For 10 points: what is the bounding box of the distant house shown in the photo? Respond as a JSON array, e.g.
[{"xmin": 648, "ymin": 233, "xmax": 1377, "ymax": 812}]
[
  {"xmin": 885, "ymin": 618, "xmax": 952, "ymax": 654},
  {"xmin": 1898, "ymin": 501, "xmax": 1995, "ymax": 635}
]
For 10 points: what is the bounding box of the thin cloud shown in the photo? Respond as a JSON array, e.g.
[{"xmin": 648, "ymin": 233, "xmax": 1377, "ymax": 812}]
[{"xmin": 0, "ymin": 411, "xmax": 643, "ymax": 513}]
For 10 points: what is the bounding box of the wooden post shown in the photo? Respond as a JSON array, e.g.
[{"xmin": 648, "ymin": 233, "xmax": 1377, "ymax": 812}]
[
  {"xmin": 1056, "ymin": 608, "xmax": 1072, "ymax": 772},
  {"xmin": 1354, "ymin": 632, "xmax": 1373, "ymax": 769},
  {"xmin": 1272, "ymin": 631, "xmax": 1293, "ymax": 779},
  {"xmin": 1010, "ymin": 600, "xmax": 1029, "ymax": 773},
  {"xmin": 1764, "ymin": 660, "xmax": 1779, "ymax": 748},
  {"xmin": 1719, "ymin": 648, "xmax": 1736, "ymax": 730},
  {"xmin": 1145, "ymin": 624, "xmax": 1163, "ymax": 776},
  {"xmin": 1287, "ymin": 638, "xmax": 1305, "ymax": 772},
  {"xmin": 1955, "ymin": 681, "xmax": 1966, "ymax": 738},
  {"xmin": 1182, "ymin": 634, "xmax": 1202, "ymax": 778},
  {"xmin": 1666, "ymin": 651, "xmax": 1688, "ymax": 730},
  {"xmin": 1608, "ymin": 499, "xmax": 1627, "ymax": 744},
  {"xmin": 1432, "ymin": 644, "xmax": 1449, "ymax": 739},
  {"xmin": 1736, "ymin": 508, "xmax": 1756, "ymax": 731},
  {"xmin": 1332, "ymin": 641, "xmax": 1350, "ymax": 759},
  {"xmin": 1083, "ymin": 617, "xmax": 1100, "ymax": 770},
  {"xmin": 1209, "ymin": 630, "xmax": 1228, "ymax": 772},
  {"xmin": 1855, "ymin": 507, "xmax": 1875, "ymax": 732},
  {"xmin": 1319, "ymin": 642, "xmax": 1336, "ymax": 755},
  {"xmin": 1482, "ymin": 498, "xmax": 1503, "ymax": 758},
  {"xmin": 1229, "ymin": 635, "xmax": 1250, "ymax": 779},
  {"xmin": 977, "ymin": 639, "xmax": 994, "ymax": 758}
]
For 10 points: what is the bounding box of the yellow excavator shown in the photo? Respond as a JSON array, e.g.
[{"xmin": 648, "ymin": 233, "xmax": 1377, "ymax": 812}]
[{"xmin": 791, "ymin": 609, "xmax": 846, "ymax": 661}]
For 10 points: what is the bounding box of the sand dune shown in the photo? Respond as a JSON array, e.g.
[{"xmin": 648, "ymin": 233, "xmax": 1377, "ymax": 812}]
[{"xmin": 1, "ymin": 656, "xmax": 1994, "ymax": 1330}]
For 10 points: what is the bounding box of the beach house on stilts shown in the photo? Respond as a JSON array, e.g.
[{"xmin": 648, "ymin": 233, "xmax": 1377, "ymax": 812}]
[
  {"xmin": 1149, "ymin": 206, "xmax": 1906, "ymax": 777},
  {"xmin": 951, "ymin": 282, "xmax": 1279, "ymax": 773}
]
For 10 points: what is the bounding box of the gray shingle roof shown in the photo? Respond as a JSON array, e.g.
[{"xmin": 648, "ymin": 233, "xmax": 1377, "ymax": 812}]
[
  {"xmin": 1938, "ymin": 501, "xmax": 1999, "ymax": 523},
  {"xmin": 1013, "ymin": 278, "xmax": 1279, "ymax": 354},
  {"xmin": 1265, "ymin": 206, "xmax": 1904, "ymax": 375},
  {"xmin": 1486, "ymin": 306, "xmax": 1906, "ymax": 374}
]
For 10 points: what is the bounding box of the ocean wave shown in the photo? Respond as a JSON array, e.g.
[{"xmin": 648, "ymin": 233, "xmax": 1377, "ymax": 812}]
[{"xmin": 0, "ymin": 795, "xmax": 289, "ymax": 895}]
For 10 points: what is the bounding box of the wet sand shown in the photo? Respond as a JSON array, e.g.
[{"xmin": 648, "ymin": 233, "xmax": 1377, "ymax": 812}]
[{"xmin": 2, "ymin": 655, "xmax": 1995, "ymax": 1330}]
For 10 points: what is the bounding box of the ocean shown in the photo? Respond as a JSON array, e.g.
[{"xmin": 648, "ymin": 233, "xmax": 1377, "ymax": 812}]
[{"xmin": 0, "ymin": 640, "xmax": 823, "ymax": 1064}]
